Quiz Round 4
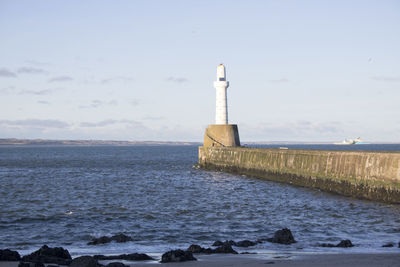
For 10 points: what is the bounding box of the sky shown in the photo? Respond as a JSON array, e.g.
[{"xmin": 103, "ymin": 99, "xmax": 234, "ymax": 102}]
[{"xmin": 0, "ymin": 0, "xmax": 399, "ymax": 142}]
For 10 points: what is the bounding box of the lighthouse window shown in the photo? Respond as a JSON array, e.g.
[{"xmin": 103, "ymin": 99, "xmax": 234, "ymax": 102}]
[{"xmin": 219, "ymin": 78, "xmax": 225, "ymax": 81}]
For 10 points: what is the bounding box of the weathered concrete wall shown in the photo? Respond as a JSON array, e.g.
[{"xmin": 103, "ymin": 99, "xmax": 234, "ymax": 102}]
[
  {"xmin": 198, "ymin": 146, "xmax": 400, "ymax": 203},
  {"xmin": 203, "ymin": 124, "xmax": 240, "ymax": 147}
]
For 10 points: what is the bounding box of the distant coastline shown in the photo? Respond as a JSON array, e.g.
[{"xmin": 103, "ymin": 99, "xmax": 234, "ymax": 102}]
[
  {"xmin": 0, "ymin": 138, "xmax": 201, "ymax": 146},
  {"xmin": 1, "ymin": 138, "xmax": 399, "ymax": 146}
]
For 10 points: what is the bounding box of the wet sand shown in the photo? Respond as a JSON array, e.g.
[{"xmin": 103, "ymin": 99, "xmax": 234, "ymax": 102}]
[
  {"xmin": 1, "ymin": 252, "xmax": 399, "ymax": 267},
  {"xmin": 141, "ymin": 253, "xmax": 400, "ymax": 267}
]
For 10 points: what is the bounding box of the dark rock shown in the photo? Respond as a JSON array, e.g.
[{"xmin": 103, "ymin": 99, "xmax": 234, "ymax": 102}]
[
  {"xmin": 88, "ymin": 236, "xmax": 112, "ymax": 245},
  {"xmin": 94, "ymin": 253, "xmax": 153, "ymax": 261},
  {"xmin": 69, "ymin": 256, "xmax": 101, "ymax": 267},
  {"xmin": 236, "ymin": 240, "xmax": 256, "ymax": 247},
  {"xmin": 0, "ymin": 249, "xmax": 21, "ymax": 261},
  {"xmin": 212, "ymin": 240, "xmax": 223, "ymax": 246},
  {"xmin": 240, "ymin": 252, "xmax": 257, "ymax": 254},
  {"xmin": 319, "ymin": 240, "xmax": 354, "ymax": 248},
  {"xmin": 88, "ymin": 234, "xmax": 133, "ymax": 245},
  {"xmin": 114, "ymin": 253, "xmax": 153, "ymax": 261},
  {"xmin": 319, "ymin": 243, "xmax": 336, "ymax": 247},
  {"xmin": 398, "ymin": 242, "xmax": 400, "ymax": 248},
  {"xmin": 18, "ymin": 262, "xmax": 45, "ymax": 267},
  {"xmin": 160, "ymin": 249, "xmax": 197, "ymax": 263},
  {"xmin": 225, "ymin": 240, "xmax": 237, "ymax": 246},
  {"xmin": 106, "ymin": 263, "xmax": 129, "ymax": 267},
  {"xmin": 112, "ymin": 234, "xmax": 133, "ymax": 243},
  {"xmin": 201, "ymin": 248, "xmax": 215, "ymax": 254},
  {"xmin": 213, "ymin": 244, "xmax": 238, "ymax": 254},
  {"xmin": 212, "ymin": 240, "xmax": 236, "ymax": 247},
  {"xmin": 336, "ymin": 240, "xmax": 354, "ymax": 248},
  {"xmin": 186, "ymin": 244, "xmax": 238, "ymax": 254},
  {"xmin": 21, "ymin": 245, "xmax": 71, "ymax": 265},
  {"xmin": 382, "ymin": 243, "xmax": 394, "ymax": 247},
  {"xmin": 187, "ymin": 245, "xmax": 204, "ymax": 253},
  {"xmin": 266, "ymin": 228, "xmax": 296, "ymax": 245}
]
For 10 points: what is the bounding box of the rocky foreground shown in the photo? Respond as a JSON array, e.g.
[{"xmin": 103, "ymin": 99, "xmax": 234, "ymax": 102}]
[{"xmin": 1, "ymin": 230, "xmax": 399, "ymax": 266}]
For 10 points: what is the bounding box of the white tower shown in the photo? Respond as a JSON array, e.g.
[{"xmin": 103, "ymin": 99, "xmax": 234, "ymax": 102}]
[
  {"xmin": 203, "ymin": 64, "xmax": 240, "ymax": 147},
  {"xmin": 214, "ymin": 64, "xmax": 229, "ymax": 124}
]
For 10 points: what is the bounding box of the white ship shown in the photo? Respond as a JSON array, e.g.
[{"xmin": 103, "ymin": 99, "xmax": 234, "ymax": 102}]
[{"xmin": 334, "ymin": 137, "xmax": 364, "ymax": 145}]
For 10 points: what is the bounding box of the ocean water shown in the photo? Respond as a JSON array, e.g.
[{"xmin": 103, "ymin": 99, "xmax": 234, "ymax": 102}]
[{"xmin": 0, "ymin": 145, "xmax": 400, "ymax": 258}]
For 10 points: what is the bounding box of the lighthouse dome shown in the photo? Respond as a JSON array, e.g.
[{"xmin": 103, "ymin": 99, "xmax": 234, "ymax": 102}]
[{"xmin": 217, "ymin": 64, "xmax": 226, "ymax": 81}]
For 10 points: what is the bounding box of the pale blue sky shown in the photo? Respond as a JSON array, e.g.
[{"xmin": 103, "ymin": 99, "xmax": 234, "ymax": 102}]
[{"xmin": 0, "ymin": 0, "xmax": 399, "ymax": 142}]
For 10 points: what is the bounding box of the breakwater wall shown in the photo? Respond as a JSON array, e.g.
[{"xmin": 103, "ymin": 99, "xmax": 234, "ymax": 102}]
[{"xmin": 198, "ymin": 147, "xmax": 400, "ymax": 203}]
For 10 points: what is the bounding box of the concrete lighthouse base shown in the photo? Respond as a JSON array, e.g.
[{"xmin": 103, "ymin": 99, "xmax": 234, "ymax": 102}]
[{"xmin": 203, "ymin": 124, "xmax": 240, "ymax": 147}]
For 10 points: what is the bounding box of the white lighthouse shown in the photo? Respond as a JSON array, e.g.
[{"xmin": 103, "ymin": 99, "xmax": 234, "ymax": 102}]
[
  {"xmin": 214, "ymin": 64, "xmax": 229, "ymax": 124},
  {"xmin": 203, "ymin": 64, "xmax": 240, "ymax": 147}
]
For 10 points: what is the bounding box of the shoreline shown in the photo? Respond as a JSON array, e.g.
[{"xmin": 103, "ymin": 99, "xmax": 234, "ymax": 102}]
[
  {"xmin": 3, "ymin": 233, "xmax": 400, "ymax": 266},
  {"xmin": 1, "ymin": 252, "xmax": 400, "ymax": 267},
  {"xmin": 150, "ymin": 252, "xmax": 400, "ymax": 267}
]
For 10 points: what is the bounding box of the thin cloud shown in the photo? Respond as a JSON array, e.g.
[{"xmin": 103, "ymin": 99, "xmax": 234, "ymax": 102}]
[
  {"xmin": 0, "ymin": 68, "xmax": 17, "ymax": 78},
  {"xmin": 25, "ymin": 60, "xmax": 50, "ymax": 66},
  {"xmin": 101, "ymin": 76, "xmax": 134, "ymax": 84},
  {"xmin": 0, "ymin": 119, "xmax": 70, "ymax": 128},
  {"xmin": 19, "ymin": 88, "xmax": 59, "ymax": 95},
  {"xmin": 0, "ymin": 86, "xmax": 16, "ymax": 94},
  {"xmin": 80, "ymin": 119, "xmax": 142, "ymax": 128},
  {"xmin": 142, "ymin": 116, "xmax": 164, "ymax": 121},
  {"xmin": 79, "ymin": 99, "xmax": 118, "ymax": 109},
  {"xmin": 166, "ymin": 76, "xmax": 188, "ymax": 83},
  {"xmin": 91, "ymin": 100, "xmax": 103, "ymax": 108},
  {"xmin": 244, "ymin": 120, "xmax": 343, "ymax": 140},
  {"xmin": 130, "ymin": 99, "xmax": 139, "ymax": 106},
  {"xmin": 371, "ymin": 76, "xmax": 400, "ymax": 82},
  {"xmin": 37, "ymin": 100, "xmax": 50, "ymax": 105},
  {"xmin": 268, "ymin": 78, "xmax": 289, "ymax": 83},
  {"xmin": 80, "ymin": 119, "xmax": 119, "ymax": 127},
  {"xmin": 48, "ymin": 76, "xmax": 73, "ymax": 82},
  {"xmin": 1, "ymin": 87, "xmax": 61, "ymax": 95},
  {"xmin": 17, "ymin": 67, "xmax": 47, "ymax": 74}
]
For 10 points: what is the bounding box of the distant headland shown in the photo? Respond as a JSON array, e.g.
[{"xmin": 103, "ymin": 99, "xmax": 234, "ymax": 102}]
[{"xmin": 0, "ymin": 138, "xmax": 200, "ymax": 146}]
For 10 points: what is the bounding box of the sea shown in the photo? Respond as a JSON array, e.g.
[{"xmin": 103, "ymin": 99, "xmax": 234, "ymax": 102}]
[{"xmin": 1, "ymin": 144, "xmax": 400, "ymax": 258}]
